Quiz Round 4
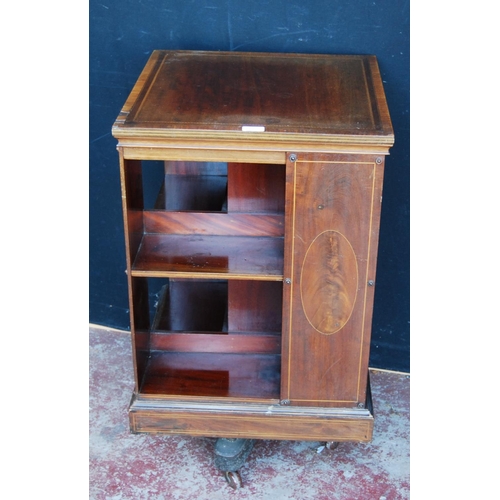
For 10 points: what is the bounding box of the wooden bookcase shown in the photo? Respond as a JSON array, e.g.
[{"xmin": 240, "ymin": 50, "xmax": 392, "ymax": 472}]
[{"xmin": 112, "ymin": 50, "xmax": 394, "ymax": 443}]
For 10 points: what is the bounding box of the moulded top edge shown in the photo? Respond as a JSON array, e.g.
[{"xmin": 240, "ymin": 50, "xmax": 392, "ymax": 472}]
[{"xmin": 111, "ymin": 126, "xmax": 395, "ymax": 147}]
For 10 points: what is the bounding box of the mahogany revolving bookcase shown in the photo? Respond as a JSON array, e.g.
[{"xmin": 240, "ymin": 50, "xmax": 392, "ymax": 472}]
[{"xmin": 112, "ymin": 50, "xmax": 394, "ymax": 485}]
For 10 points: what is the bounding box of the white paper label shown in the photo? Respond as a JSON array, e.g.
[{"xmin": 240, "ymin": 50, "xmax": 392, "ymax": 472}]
[{"xmin": 241, "ymin": 125, "xmax": 266, "ymax": 132}]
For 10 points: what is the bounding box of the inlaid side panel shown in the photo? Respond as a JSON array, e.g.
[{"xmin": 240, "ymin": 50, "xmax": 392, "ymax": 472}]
[
  {"xmin": 300, "ymin": 230, "xmax": 358, "ymax": 335},
  {"xmin": 281, "ymin": 153, "xmax": 385, "ymax": 407}
]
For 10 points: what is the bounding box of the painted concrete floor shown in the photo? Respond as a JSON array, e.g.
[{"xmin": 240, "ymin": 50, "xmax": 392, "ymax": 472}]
[{"xmin": 89, "ymin": 326, "xmax": 410, "ymax": 499}]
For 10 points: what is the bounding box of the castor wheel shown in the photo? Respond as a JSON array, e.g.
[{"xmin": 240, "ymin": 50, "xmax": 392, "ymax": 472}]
[
  {"xmin": 326, "ymin": 441, "xmax": 340, "ymax": 450},
  {"xmin": 214, "ymin": 438, "xmax": 255, "ymax": 489},
  {"xmin": 224, "ymin": 470, "xmax": 243, "ymax": 490},
  {"xmin": 314, "ymin": 441, "xmax": 340, "ymax": 453}
]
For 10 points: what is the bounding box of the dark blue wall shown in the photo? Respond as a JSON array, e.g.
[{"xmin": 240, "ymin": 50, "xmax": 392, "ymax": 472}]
[{"xmin": 89, "ymin": 0, "xmax": 410, "ymax": 372}]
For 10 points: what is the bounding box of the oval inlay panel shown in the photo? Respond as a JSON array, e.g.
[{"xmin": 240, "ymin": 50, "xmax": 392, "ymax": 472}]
[{"xmin": 300, "ymin": 230, "xmax": 358, "ymax": 334}]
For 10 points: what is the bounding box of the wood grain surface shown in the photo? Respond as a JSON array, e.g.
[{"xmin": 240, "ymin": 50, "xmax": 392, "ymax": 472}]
[{"xmin": 281, "ymin": 153, "xmax": 385, "ymax": 408}]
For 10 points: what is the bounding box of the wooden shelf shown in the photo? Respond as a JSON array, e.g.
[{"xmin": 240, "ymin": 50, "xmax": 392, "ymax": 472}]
[
  {"xmin": 139, "ymin": 351, "xmax": 281, "ymax": 401},
  {"xmin": 132, "ymin": 234, "xmax": 284, "ymax": 280},
  {"xmin": 148, "ymin": 332, "xmax": 281, "ymax": 355}
]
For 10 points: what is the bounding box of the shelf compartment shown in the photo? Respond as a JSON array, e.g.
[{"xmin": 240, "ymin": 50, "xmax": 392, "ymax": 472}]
[
  {"xmin": 132, "ymin": 234, "xmax": 284, "ymax": 280},
  {"xmin": 137, "ymin": 278, "xmax": 282, "ymax": 400},
  {"xmin": 139, "ymin": 351, "xmax": 281, "ymax": 400},
  {"xmin": 143, "ymin": 161, "xmax": 286, "ymax": 215},
  {"xmin": 148, "ymin": 279, "xmax": 282, "ymax": 355},
  {"xmin": 148, "ymin": 279, "xmax": 282, "ymax": 336}
]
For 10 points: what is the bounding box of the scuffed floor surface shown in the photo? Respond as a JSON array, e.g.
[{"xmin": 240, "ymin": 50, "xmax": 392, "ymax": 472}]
[{"xmin": 90, "ymin": 326, "xmax": 409, "ymax": 499}]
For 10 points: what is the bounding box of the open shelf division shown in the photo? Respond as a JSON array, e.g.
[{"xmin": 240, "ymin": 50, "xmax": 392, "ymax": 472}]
[
  {"xmin": 130, "ymin": 160, "xmax": 286, "ymax": 281},
  {"xmin": 139, "ymin": 351, "xmax": 281, "ymax": 401},
  {"xmin": 135, "ymin": 278, "xmax": 283, "ymax": 401},
  {"xmin": 131, "ymin": 233, "xmax": 284, "ymax": 280}
]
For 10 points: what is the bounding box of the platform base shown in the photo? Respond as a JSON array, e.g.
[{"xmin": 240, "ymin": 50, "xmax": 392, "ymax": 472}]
[{"xmin": 128, "ymin": 394, "xmax": 374, "ymax": 442}]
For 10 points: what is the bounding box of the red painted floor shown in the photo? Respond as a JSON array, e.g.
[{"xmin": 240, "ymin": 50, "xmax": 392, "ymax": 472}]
[{"xmin": 90, "ymin": 326, "xmax": 409, "ymax": 499}]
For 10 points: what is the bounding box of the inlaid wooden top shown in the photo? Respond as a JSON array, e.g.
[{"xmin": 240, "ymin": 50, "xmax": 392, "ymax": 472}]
[{"xmin": 113, "ymin": 50, "xmax": 393, "ymax": 148}]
